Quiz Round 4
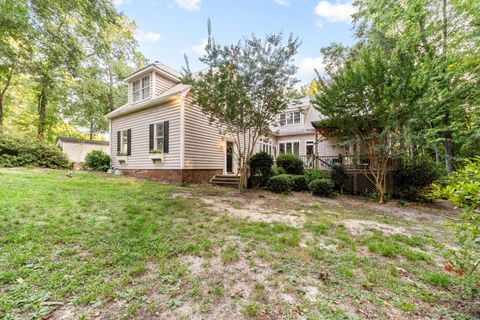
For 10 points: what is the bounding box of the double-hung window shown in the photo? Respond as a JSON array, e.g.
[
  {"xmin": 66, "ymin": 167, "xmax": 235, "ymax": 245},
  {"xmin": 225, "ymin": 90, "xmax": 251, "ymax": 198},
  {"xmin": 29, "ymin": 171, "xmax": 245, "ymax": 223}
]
[
  {"xmin": 154, "ymin": 122, "xmax": 164, "ymax": 152},
  {"xmin": 279, "ymin": 111, "xmax": 301, "ymax": 126},
  {"xmin": 117, "ymin": 129, "xmax": 131, "ymax": 156},
  {"xmin": 132, "ymin": 75, "xmax": 151, "ymax": 103}
]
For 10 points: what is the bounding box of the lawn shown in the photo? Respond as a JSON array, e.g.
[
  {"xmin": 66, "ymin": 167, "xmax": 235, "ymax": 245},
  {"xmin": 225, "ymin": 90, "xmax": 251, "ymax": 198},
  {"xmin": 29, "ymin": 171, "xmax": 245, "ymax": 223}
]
[{"xmin": 0, "ymin": 169, "xmax": 478, "ymax": 319}]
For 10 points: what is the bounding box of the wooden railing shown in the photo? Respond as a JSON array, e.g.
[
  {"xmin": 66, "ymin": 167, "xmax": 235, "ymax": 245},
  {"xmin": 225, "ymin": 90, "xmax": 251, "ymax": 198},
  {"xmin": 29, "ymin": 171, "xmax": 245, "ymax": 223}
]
[{"xmin": 299, "ymin": 155, "xmax": 400, "ymax": 170}]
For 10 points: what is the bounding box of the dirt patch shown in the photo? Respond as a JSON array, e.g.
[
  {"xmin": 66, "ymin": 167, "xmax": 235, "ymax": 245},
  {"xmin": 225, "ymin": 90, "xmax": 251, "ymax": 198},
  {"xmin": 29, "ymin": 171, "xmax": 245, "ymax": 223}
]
[
  {"xmin": 199, "ymin": 197, "xmax": 305, "ymax": 227},
  {"xmin": 343, "ymin": 219, "xmax": 406, "ymax": 236}
]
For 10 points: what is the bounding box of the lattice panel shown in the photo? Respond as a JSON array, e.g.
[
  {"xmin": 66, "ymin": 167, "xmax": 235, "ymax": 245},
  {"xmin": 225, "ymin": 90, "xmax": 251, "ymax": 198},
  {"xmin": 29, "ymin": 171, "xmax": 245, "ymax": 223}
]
[{"xmin": 342, "ymin": 170, "xmax": 398, "ymax": 195}]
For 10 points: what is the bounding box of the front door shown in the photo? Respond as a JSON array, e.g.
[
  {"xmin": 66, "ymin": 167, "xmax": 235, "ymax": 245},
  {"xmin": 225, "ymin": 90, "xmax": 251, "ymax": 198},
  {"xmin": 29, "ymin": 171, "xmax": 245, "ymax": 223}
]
[{"xmin": 226, "ymin": 141, "xmax": 233, "ymax": 173}]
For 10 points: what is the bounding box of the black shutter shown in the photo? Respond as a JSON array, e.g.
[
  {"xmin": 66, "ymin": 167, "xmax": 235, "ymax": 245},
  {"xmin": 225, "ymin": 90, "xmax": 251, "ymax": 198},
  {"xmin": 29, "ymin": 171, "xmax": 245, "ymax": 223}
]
[
  {"xmin": 127, "ymin": 129, "xmax": 132, "ymax": 156},
  {"xmin": 163, "ymin": 121, "xmax": 169, "ymax": 154},
  {"xmin": 149, "ymin": 124, "xmax": 154, "ymax": 151},
  {"xmin": 117, "ymin": 131, "xmax": 121, "ymax": 153}
]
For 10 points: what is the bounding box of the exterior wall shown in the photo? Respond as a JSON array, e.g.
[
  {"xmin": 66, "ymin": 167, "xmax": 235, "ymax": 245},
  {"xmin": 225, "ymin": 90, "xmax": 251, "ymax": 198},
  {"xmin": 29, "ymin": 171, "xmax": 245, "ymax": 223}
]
[
  {"xmin": 60, "ymin": 142, "xmax": 109, "ymax": 163},
  {"xmin": 154, "ymin": 72, "xmax": 178, "ymax": 96},
  {"xmin": 126, "ymin": 70, "xmax": 180, "ymax": 104},
  {"xmin": 110, "ymin": 101, "xmax": 182, "ymax": 169},
  {"xmin": 183, "ymin": 95, "xmax": 225, "ymax": 171}
]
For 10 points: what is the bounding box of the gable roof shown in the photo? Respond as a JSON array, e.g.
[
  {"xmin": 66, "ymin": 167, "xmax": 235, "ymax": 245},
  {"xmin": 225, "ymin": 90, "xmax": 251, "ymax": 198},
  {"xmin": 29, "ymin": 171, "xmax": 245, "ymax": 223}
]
[
  {"xmin": 106, "ymin": 83, "xmax": 191, "ymax": 119},
  {"xmin": 123, "ymin": 61, "xmax": 182, "ymax": 83},
  {"xmin": 56, "ymin": 137, "xmax": 109, "ymax": 146}
]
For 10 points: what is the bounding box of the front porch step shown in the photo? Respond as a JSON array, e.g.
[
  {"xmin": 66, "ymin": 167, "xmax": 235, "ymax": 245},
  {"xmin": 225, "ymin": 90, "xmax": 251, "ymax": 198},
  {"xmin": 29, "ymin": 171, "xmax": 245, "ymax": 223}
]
[{"xmin": 210, "ymin": 175, "xmax": 239, "ymax": 187}]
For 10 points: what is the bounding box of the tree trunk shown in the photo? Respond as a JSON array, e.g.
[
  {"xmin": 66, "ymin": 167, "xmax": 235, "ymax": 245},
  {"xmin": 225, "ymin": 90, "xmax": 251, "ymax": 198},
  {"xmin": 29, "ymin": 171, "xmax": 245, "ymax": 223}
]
[
  {"xmin": 0, "ymin": 95, "xmax": 3, "ymax": 135},
  {"xmin": 435, "ymin": 146, "xmax": 440, "ymax": 163},
  {"xmin": 107, "ymin": 65, "xmax": 115, "ymax": 112},
  {"xmin": 0, "ymin": 67, "xmax": 14, "ymax": 135},
  {"xmin": 37, "ymin": 86, "xmax": 48, "ymax": 140},
  {"xmin": 89, "ymin": 122, "xmax": 94, "ymax": 140}
]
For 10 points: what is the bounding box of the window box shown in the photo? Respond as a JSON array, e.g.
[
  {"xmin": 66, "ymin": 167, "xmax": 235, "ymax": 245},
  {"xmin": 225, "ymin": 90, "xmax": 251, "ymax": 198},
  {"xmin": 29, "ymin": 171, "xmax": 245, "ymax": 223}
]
[
  {"xmin": 148, "ymin": 151, "xmax": 164, "ymax": 163},
  {"xmin": 116, "ymin": 155, "xmax": 128, "ymax": 165}
]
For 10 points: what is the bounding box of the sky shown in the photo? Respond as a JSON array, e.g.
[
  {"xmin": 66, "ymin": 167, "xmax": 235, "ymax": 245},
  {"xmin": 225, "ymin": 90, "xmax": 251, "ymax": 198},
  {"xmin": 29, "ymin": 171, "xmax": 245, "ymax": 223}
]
[{"xmin": 114, "ymin": 0, "xmax": 357, "ymax": 86}]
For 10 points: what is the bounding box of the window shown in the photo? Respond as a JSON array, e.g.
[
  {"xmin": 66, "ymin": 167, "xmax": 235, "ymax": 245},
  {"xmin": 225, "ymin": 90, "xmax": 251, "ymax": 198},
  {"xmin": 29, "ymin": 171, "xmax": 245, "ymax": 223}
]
[
  {"xmin": 119, "ymin": 130, "xmax": 129, "ymax": 154},
  {"xmin": 279, "ymin": 142, "xmax": 300, "ymax": 155},
  {"xmin": 132, "ymin": 75, "xmax": 151, "ymax": 102},
  {"xmin": 306, "ymin": 141, "xmax": 314, "ymax": 156},
  {"xmin": 279, "ymin": 111, "xmax": 301, "ymax": 126},
  {"xmin": 259, "ymin": 138, "xmax": 273, "ymax": 155},
  {"xmin": 154, "ymin": 122, "xmax": 164, "ymax": 152}
]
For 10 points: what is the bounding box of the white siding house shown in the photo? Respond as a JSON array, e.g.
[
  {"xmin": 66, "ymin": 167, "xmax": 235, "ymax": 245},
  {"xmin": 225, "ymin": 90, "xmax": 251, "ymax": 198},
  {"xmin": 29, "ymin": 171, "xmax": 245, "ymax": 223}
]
[{"xmin": 106, "ymin": 62, "xmax": 343, "ymax": 183}]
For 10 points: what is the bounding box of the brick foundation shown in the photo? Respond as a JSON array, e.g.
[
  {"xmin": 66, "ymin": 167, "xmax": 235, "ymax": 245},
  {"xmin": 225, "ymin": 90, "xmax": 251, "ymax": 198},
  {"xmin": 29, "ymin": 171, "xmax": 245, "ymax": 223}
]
[{"xmin": 120, "ymin": 169, "xmax": 222, "ymax": 184}]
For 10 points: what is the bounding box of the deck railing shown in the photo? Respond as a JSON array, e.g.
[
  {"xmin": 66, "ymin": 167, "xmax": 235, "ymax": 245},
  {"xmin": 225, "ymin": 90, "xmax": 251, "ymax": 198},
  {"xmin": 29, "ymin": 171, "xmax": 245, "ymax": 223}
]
[{"xmin": 299, "ymin": 154, "xmax": 400, "ymax": 170}]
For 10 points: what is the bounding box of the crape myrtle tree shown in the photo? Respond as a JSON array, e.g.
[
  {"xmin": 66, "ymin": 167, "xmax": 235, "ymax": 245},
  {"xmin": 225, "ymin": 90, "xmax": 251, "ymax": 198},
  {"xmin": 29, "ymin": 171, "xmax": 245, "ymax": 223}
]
[
  {"xmin": 313, "ymin": 47, "xmax": 416, "ymax": 203},
  {"xmin": 183, "ymin": 21, "xmax": 301, "ymax": 191}
]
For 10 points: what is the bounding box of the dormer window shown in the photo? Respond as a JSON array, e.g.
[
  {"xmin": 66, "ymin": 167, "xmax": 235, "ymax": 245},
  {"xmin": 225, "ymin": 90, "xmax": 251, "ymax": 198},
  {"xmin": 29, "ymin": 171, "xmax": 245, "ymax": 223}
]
[
  {"xmin": 132, "ymin": 75, "xmax": 151, "ymax": 103},
  {"xmin": 279, "ymin": 111, "xmax": 301, "ymax": 126}
]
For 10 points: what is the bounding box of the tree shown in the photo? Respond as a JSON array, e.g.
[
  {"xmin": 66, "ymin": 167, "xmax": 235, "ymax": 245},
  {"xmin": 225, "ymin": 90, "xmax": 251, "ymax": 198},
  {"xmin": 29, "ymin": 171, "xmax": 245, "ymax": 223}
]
[
  {"xmin": 353, "ymin": 0, "xmax": 480, "ymax": 173},
  {"xmin": 183, "ymin": 21, "xmax": 300, "ymax": 190},
  {"xmin": 21, "ymin": 0, "xmax": 118, "ymax": 140},
  {"xmin": 313, "ymin": 47, "xmax": 416, "ymax": 203},
  {"xmin": 0, "ymin": 1, "xmax": 30, "ymax": 134}
]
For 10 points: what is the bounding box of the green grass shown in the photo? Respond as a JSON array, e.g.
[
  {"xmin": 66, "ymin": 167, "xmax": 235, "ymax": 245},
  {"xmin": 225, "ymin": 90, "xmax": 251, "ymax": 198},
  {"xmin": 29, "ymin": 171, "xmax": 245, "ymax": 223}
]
[{"xmin": 0, "ymin": 169, "xmax": 477, "ymax": 319}]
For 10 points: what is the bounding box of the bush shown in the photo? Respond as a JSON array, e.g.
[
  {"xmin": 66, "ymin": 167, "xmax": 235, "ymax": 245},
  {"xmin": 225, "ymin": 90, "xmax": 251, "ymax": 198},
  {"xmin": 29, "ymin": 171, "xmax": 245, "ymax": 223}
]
[
  {"xmin": 271, "ymin": 166, "xmax": 286, "ymax": 176},
  {"xmin": 84, "ymin": 150, "xmax": 111, "ymax": 172},
  {"xmin": 291, "ymin": 175, "xmax": 308, "ymax": 191},
  {"xmin": 267, "ymin": 174, "xmax": 293, "ymax": 194},
  {"xmin": 276, "ymin": 153, "xmax": 304, "ymax": 175},
  {"xmin": 249, "ymin": 152, "xmax": 273, "ymax": 187},
  {"xmin": 304, "ymin": 168, "xmax": 325, "ymax": 184},
  {"xmin": 396, "ymin": 157, "xmax": 442, "ymax": 201},
  {"xmin": 431, "ymin": 157, "xmax": 480, "ymax": 296},
  {"xmin": 331, "ymin": 164, "xmax": 348, "ymax": 192},
  {"xmin": 0, "ymin": 135, "xmax": 70, "ymax": 169},
  {"xmin": 308, "ymin": 178, "xmax": 334, "ymax": 196}
]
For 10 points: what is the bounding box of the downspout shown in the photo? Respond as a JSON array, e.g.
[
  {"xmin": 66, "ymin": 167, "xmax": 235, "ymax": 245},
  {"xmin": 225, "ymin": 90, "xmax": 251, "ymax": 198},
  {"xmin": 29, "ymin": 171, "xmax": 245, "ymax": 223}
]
[{"xmin": 180, "ymin": 95, "xmax": 185, "ymax": 173}]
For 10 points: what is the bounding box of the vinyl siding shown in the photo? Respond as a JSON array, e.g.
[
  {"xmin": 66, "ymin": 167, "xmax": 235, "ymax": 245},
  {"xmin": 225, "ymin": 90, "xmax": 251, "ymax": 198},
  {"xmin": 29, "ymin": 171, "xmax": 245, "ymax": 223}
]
[
  {"xmin": 183, "ymin": 96, "xmax": 224, "ymax": 170},
  {"xmin": 110, "ymin": 101, "xmax": 182, "ymax": 169},
  {"xmin": 154, "ymin": 72, "xmax": 178, "ymax": 96}
]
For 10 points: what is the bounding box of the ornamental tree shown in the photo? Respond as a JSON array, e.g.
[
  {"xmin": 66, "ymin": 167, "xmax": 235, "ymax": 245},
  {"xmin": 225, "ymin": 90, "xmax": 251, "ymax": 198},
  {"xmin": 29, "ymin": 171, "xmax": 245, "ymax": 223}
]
[{"xmin": 183, "ymin": 21, "xmax": 300, "ymax": 190}]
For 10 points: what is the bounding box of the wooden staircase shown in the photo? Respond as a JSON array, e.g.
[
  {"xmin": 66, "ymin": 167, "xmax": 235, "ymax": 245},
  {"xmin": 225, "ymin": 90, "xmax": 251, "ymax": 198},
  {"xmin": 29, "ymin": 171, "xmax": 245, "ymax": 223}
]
[{"xmin": 209, "ymin": 175, "xmax": 239, "ymax": 187}]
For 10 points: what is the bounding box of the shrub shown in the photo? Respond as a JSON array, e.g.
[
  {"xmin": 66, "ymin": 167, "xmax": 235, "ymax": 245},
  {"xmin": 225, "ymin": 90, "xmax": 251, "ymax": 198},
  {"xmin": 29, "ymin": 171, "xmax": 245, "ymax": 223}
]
[
  {"xmin": 276, "ymin": 153, "xmax": 304, "ymax": 175},
  {"xmin": 267, "ymin": 174, "xmax": 293, "ymax": 194},
  {"xmin": 396, "ymin": 157, "xmax": 442, "ymax": 201},
  {"xmin": 0, "ymin": 135, "xmax": 70, "ymax": 169},
  {"xmin": 291, "ymin": 175, "xmax": 308, "ymax": 191},
  {"xmin": 304, "ymin": 168, "xmax": 325, "ymax": 184},
  {"xmin": 271, "ymin": 166, "xmax": 286, "ymax": 176},
  {"xmin": 308, "ymin": 178, "xmax": 334, "ymax": 196},
  {"xmin": 331, "ymin": 164, "xmax": 348, "ymax": 192},
  {"xmin": 249, "ymin": 152, "xmax": 273, "ymax": 187},
  {"xmin": 431, "ymin": 157, "xmax": 480, "ymax": 296},
  {"xmin": 84, "ymin": 150, "xmax": 111, "ymax": 172}
]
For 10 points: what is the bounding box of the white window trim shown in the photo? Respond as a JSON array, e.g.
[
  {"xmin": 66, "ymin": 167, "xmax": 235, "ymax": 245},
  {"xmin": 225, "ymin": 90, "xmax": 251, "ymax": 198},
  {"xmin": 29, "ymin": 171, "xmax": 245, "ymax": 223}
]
[
  {"xmin": 153, "ymin": 122, "xmax": 164, "ymax": 153},
  {"xmin": 279, "ymin": 111, "xmax": 302, "ymax": 127},
  {"xmin": 132, "ymin": 74, "xmax": 151, "ymax": 104},
  {"xmin": 120, "ymin": 130, "xmax": 128, "ymax": 154},
  {"xmin": 278, "ymin": 141, "xmax": 300, "ymax": 155},
  {"xmin": 306, "ymin": 140, "xmax": 314, "ymax": 156}
]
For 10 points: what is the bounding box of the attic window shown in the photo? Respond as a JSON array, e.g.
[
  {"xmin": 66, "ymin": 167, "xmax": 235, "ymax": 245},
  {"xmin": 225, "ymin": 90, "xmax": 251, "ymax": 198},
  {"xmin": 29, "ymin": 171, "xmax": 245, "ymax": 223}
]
[{"xmin": 132, "ymin": 75, "xmax": 151, "ymax": 102}]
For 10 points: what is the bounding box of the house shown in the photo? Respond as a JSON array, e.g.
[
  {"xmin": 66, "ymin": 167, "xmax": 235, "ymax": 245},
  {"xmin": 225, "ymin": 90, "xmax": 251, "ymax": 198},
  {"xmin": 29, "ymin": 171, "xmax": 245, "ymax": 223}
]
[
  {"xmin": 106, "ymin": 62, "xmax": 342, "ymax": 183},
  {"xmin": 56, "ymin": 137, "xmax": 109, "ymax": 165},
  {"xmin": 263, "ymin": 97, "xmax": 344, "ymax": 167}
]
